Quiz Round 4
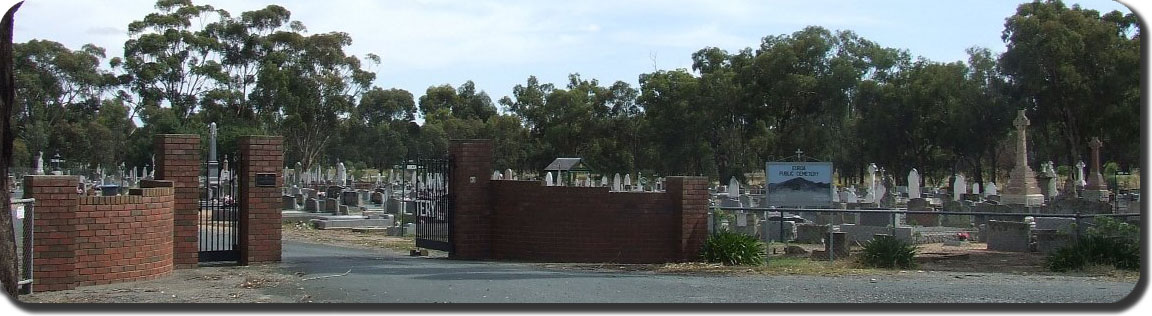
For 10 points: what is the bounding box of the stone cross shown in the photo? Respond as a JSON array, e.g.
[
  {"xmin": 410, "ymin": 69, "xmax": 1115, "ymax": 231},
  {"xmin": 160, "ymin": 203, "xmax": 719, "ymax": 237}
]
[
  {"xmin": 1086, "ymin": 137, "xmax": 1107, "ymax": 190},
  {"xmin": 1001, "ymin": 110, "xmax": 1045, "ymax": 206}
]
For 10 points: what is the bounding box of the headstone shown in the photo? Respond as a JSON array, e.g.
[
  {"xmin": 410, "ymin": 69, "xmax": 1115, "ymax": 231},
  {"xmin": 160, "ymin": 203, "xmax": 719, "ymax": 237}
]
[
  {"xmin": 953, "ymin": 175, "xmax": 966, "ymax": 201},
  {"xmin": 831, "ymin": 185, "xmax": 840, "ymax": 203},
  {"xmin": 545, "ymin": 172, "xmax": 554, "ymax": 186},
  {"xmin": 283, "ymin": 196, "xmax": 297, "ymax": 210},
  {"xmin": 624, "ymin": 174, "xmax": 632, "ymax": 190},
  {"xmin": 985, "ymin": 182, "xmax": 998, "ymax": 196},
  {"xmin": 601, "ymin": 175, "xmax": 609, "ymax": 187},
  {"xmin": 986, "ymin": 220, "xmax": 1030, "ymax": 252},
  {"xmin": 34, "ymin": 152, "xmax": 44, "ymax": 175},
  {"xmin": 1044, "ymin": 162, "xmax": 1060, "ymax": 199},
  {"xmin": 492, "ymin": 171, "xmax": 502, "ymax": 180},
  {"xmin": 839, "ymin": 190, "xmax": 858, "ymax": 204},
  {"xmin": 342, "ymin": 191, "xmax": 361, "ymax": 207},
  {"xmin": 795, "ymin": 224, "xmax": 830, "ymax": 244},
  {"xmin": 907, "ymin": 169, "xmax": 921, "ymax": 199},
  {"xmin": 905, "ymin": 198, "xmax": 937, "ymax": 226},
  {"xmin": 761, "ymin": 219, "xmax": 796, "ymax": 242},
  {"xmin": 866, "ymin": 163, "xmax": 878, "ymax": 202},
  {"xmin": 1076, "ymin": 161, "xmax": 1088, "ymax": 188},
  {"xmin": 325, "ymin": 198, "xmax": 339, "ymax": 213},
  {"xmin": 304, "ymin": 198, "xmax": 320, "ymax": 213},
  {"xmin": 612, "ymin": 173, "xmax": 623, "ymax": 192},
  {"xmin": 1034, "ymin": 229, "xmax": 1073, "ymax": 254},
  {"xmin": 505, "ymin": 169, "xmax": 514, "ymax": 180},
  {"xmin": 728, "ymin": 177, "xmax": 740, "ymax": 198},
  {"xmin": 971, "ymin": 183, "xmax": 981, "ymax": 196}
]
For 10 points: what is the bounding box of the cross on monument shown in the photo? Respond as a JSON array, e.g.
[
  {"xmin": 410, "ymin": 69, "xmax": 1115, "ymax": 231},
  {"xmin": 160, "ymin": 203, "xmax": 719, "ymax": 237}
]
[
  {"xmin": 1086, "ymin": 137, "xmax": 1107, "ymax": 190},
  {"xmin": 795, "ymin": 149, "xmax": 803, "ymax": 161}
]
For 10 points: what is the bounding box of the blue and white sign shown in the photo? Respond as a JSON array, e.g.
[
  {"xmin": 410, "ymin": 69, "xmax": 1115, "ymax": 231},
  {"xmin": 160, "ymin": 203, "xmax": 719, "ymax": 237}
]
[{"xmin": 766, "ymin": 162, "xmax": 834, "ymax": 207}]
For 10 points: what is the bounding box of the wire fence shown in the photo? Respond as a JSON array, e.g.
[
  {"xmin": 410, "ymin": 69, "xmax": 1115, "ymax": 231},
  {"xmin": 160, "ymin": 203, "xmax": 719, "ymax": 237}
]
[
  {"xmin": 10, "ymin": 198, "xmax": 34, "ymax": 294},
  {"xmin": 710, "ymin": 206, "xmax": 1142, "ymax": 246}
]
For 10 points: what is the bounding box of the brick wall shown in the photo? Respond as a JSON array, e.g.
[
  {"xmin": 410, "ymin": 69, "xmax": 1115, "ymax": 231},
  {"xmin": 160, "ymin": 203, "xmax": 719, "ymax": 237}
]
[
  {"xmin": 446, "ymin": 140, "xmax": 710, "ymax": 263},
  {"xmin": 74, "ymin": 184, "xmax": 174, "ymax": 286},
  {"xmin": 448, "ymin": 140, "xmax": 493, "ymax": 260},
  {"xmin": 23, "ymin": 176, "xmax": 176, "ymax": 291},
  {"xmin": 237, "ymin": 136, "xmax": 284, "ymax": 265},
  {"xmin": 24, "ymin": 176, "xmax": 80, "ymax": 291},
  {"xmin": 490, "ymin": 181, "xmax": 684, "ymax": 263},
  {"xmin": 154, "ymin": 134, "xmax": 201, "ymax": 268}
]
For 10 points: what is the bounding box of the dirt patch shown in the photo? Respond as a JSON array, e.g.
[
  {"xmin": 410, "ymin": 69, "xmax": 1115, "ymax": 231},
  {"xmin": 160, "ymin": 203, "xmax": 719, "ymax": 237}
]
[
  {"xmin": 282, "ymin": 222, "xmax": 418, "ymax": 253},
  {"xmin": 18, "ymin": 265, "xmax": 309, "ymax": 304}
]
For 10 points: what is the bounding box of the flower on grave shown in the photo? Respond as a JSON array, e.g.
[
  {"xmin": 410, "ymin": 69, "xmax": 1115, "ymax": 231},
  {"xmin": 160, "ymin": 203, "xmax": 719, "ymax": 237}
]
[{"xmin": 956, "ymin": 232, "xmax": 969, "ymax": 241}]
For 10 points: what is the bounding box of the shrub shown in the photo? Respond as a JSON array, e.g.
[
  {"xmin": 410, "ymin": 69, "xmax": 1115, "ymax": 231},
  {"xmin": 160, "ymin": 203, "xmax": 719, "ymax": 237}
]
[
  {"xmin": 1045, "ymin": 217, "xmax": 1140, "ymax": 272},
  {"xmin": 701, "ymin": 231, "xmax": 765, "ymax": 266},
  {"xmin": 858, "ymin": 235, "xmax": 918, "ymax": 269}
]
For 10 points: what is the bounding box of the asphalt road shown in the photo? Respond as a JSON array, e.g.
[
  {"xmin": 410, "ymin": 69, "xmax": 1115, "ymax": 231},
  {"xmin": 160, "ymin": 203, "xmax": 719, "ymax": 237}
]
[{"xmin": 274, "ymin": 241, "xmax": 1139, "ymax": 303}]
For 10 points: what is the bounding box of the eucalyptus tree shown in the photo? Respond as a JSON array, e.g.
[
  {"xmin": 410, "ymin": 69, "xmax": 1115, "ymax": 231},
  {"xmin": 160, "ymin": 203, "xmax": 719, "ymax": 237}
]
[{"xmin": 1000, "ymin": 0, "xmax": 1141, "ymax": 167}]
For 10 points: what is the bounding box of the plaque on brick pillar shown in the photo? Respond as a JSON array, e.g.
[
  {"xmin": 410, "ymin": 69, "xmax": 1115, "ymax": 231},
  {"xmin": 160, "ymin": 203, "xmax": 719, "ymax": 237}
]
[{"xmin": 1000, "ymin": 110, "xmax": 1045, "ymax": 207}]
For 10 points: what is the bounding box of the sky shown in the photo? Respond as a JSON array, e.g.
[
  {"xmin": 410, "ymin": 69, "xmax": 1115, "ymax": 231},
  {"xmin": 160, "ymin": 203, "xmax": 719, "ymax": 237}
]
[{"xmin": 4, "ymin": 0, "xmax": 1141, "ymax": 113}]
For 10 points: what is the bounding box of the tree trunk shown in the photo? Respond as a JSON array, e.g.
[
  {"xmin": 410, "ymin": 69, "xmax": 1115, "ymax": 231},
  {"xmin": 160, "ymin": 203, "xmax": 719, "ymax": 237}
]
[{"xmin": 1, "ymin": 1, "xmax": 25, "ymax": 298}]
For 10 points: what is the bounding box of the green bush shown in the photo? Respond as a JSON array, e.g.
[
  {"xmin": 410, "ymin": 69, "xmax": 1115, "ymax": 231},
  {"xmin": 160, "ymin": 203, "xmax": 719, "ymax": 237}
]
[
  {"xmin": 858, "ymin": 235, "xmax": 918, "ymax": 269},
  {"xmin": 1045, "ymin": 217, "xmax": 1140, "ymax": 272},
  {"xmin": 701, "ymin": 231, "xmax": 765, "ymax": 266}
]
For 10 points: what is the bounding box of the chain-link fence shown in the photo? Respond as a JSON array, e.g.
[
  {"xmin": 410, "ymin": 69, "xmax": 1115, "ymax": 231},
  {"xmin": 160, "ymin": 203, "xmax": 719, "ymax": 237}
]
[{"xmin": 10, "ymin": 198, "xmax": 34, "ymax": 294}]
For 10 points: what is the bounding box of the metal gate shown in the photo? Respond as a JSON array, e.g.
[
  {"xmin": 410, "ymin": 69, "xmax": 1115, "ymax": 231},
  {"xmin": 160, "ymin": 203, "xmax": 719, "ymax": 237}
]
[
  {"xmin": 200, "ymin": 154, "xmax": 240, "ymax": 262},
  {"xmin": 413, "ymin": 157, "xmax": 452, "ymax": 252}
]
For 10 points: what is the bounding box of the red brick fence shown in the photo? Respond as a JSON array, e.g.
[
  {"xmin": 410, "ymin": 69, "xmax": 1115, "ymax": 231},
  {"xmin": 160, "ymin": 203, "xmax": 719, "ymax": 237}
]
[
  {"xmin": 23, "ymin": 135, "xmax": 283, "ymax": 291},
  {"xmin": 448, "ymin": 140, "xmax": 710, "ymax": 263}
]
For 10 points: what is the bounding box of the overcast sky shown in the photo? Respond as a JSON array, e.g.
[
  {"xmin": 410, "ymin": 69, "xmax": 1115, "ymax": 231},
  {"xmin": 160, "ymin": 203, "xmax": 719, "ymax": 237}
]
[{"xmin": 5, "ymin": 0, "xmax": 1140, "ymax": 108}]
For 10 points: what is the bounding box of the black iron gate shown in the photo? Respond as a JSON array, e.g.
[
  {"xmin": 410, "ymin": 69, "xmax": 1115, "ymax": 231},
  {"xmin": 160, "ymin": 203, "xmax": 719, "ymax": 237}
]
[
  {"xmin": 413, "ymin": 157, "xmax": 452, "ymax": 252},
  {"xmin": 200, "ymin": 154, "xmax": 240, "ymax": 262}
]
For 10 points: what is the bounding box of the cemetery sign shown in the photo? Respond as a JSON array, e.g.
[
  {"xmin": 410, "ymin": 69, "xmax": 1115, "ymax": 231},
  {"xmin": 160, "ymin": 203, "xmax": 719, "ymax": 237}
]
[{"xmin": 765, "ymin": 162, "xmax": 833, "ymax": 208}]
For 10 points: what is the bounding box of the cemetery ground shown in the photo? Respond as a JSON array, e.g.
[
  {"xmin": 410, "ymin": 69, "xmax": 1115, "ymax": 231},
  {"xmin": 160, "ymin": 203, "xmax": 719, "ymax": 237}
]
[{"xmin": 16, "ymin": 224, "xmax": 1138, "ymax": 304}]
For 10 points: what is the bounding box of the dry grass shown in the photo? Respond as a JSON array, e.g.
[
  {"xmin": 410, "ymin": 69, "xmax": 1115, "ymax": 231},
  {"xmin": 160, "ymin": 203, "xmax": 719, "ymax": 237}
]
[
  {"xmin": 658, "ymin": 257, "xmax": 889, "ymax": 277},
  {"xmin": 281, "ymin": 222, "xmax": 415, "ymax": 253}
]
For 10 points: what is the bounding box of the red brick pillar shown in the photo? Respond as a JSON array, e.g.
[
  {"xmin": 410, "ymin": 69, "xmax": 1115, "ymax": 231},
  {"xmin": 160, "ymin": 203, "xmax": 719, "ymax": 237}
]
[
  {"xmin": 667, "ymin": 177, "xmax": 709, "ymax": 262},
  {"xmin": 448, "ymin": 140, "xmax": 493, "ymax": 260},
  {"xmin": 155, "ymin": 134, "xmax": 201, "ymax": 269},
  {"xmin": 24, "ymin": 175, "xmax": 81, "ymax": 291},
  {"xmin": 237, "ymin": 136, "xmax": 284, "ymax": 265}
]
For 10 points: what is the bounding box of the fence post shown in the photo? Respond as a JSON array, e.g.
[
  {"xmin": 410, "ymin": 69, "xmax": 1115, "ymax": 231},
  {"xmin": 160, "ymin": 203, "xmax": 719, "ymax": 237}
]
[
  {"xmin": 22, "ymin": 200, "xmax": 33, "ymax": 294},
  {"xmin": 1074, "ymin": 212, "xmax": 1083, "ymax": 241},
  {"xmin": 890, "ymin": 211, "xmax": 897, "ymax": 236},
  {"xmin": 779, "ymin": 213, "xmax": 785, "ymax": 242}
]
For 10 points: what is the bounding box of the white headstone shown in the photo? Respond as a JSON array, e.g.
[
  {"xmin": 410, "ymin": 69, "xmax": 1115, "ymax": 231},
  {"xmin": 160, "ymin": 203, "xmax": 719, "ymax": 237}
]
[
  {"xmin": 985, "ymin": 182, "xmax": 998, "ymax": 196},
  {"xmin": 1044, "ymin": 163, "xmax": 1059, "ymax": 198},
  {"xmin": 624, "ymin": 174, "xmax": 632, "ymax": 189},
  {"xmin": 337, "ymin": 162, "xmax": 348, "ymax": 185},
  {"xmin": 971, "ymin": 183, "xmax": 981, "ymax": 196},
  {"xmin": 613, "ymin": 173, "xmax": 623, "ymax": 191},
  {"xmin": 907, "ymin": 169, "xmax": 921, "ymax": 199},
  {"xmin": 953, "ymin": 175, "xmax": 966, "ymax": 201},
  {"xmin": 492, "ymin": 171, "xmax": 502, "ymax": 180},
  {"xmin": 34, "ymin": 152, "xmax": 44, "ymax": 175},
  {"xmin": 545, "ymin": 172, "xmax": 554, "ymax": 186},
  {"xmin": 831, "ymin": 185, "xmax": 840, "ymax": 203},
  {"xmin": 728, "ymin": 177, "xmax": 740, "ymax": 198},
  {"xmin": 866, "ymin": 163, "xmax": 878, "ymax": 200},
  {"xmin": 840, "ymin": 190, "xmax": 858, "ymax": 203},
  {"xmin": 601, "ymin": 175, "xmax": 609, "ymax": 187},
  {"xmin": 505, "ymin": 169, "xmax": 514, "ymax": 180}
]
